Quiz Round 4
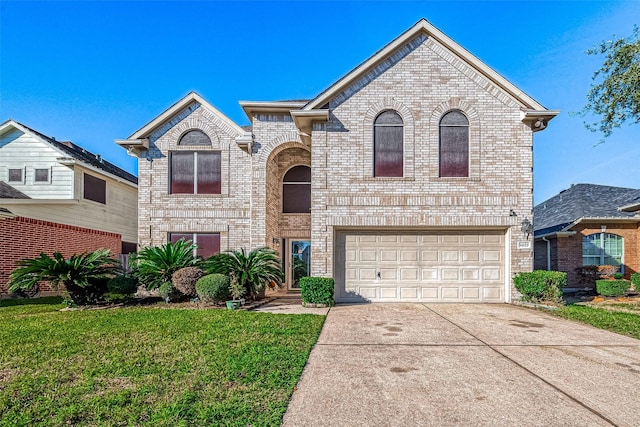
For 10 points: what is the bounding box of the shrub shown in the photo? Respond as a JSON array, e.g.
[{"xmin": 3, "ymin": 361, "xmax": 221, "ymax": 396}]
[
  {"xmin": 513, "ymin": 270, "xmax": 566, "ymax": 304},
  {"xmin": 631, "ymin": 273, "xmax": 640, "ymax": 291},
  {"xmin": 596, "ymin": 279, "xmax": 631, "ymax": 297},
  {"xmin": 612, "ymin": 273, "xmax": 624, "ymax": 280},
  {"xmin": 203, "ymin": 247, "xmax": 283, "ymax": 298},
  {"xmin": 107, "ymin": 274, "xmax": 138, "ymax": 296},
  {"xmin": 133, "ymin": 240, "xmax": 199, "ymax": 290},
  {"xmin": 195, "ymin": 274, "xmax": 231, "ymax": 303},
  {"xmin": 158, "ymin": 282, "xmax": 182, "ymax": 303},
  {"xmin": 300, "ymin": 277, "xmax": 335, "ymax": 307},
  {"xmin": 7, "ymin": 249, "xmax": 119, "ymax": 306},
  {"xmin": 172, "ymin": 267, "xmax": 205, "ymax": 297},
  {"xmin": 597, "ymin": 265, "xmax": 616, "ymax": 279}
]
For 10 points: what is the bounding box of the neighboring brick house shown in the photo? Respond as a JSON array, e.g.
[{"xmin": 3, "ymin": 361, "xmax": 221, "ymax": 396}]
[
  {"xmin": 0, "ymin": 120, "xmax": 138, "ymax": 293},
  {"xmin": 533, "ymin": 184, "xmax": 640, "ymax": 289},
  {"xmin": 117, "ymin": 19, "xmax": 557, "ymax": 303}
]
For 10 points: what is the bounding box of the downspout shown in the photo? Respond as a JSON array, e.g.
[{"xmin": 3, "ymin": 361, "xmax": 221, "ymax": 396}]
[{"xmin": 542, "ymin": 237, "xmax": 551, "ymax": 271}]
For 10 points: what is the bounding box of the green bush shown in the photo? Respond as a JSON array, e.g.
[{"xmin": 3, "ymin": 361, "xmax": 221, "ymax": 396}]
[
  {"xmin": 172, "ymin": 267, "xmax": 205, "ymax": 297},
  {"xmin": 596, "ymin": 279, "xmax": 631, "ymax": 297},
  {"xmin": 195, "ymin": 274, "xmax": 231, "ymax": 303},
  {"xmin": 300, "ymin": 277, "xmax": 335, "ymax": 307},
  {"xmin": 631, "ymin": 273, "xmax": 640, "ymax": 291},
  {"xmin": 612, "ymin": 273, "xmax": 624, "ymax": 280},
  {"xmin": 107, "ymin": 274, "xmax": 138, "ymax": 296},
  {"xmin": 513, "ymin": 270, "xmax": 566, "ymax": 303},
  {"xmin": 158, "ymin": 282, "xmax": 182, "ymax": 303}
]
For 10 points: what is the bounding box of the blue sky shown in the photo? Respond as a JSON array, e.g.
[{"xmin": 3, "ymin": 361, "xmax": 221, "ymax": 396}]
[{"xmin": 1, "ymin": 0, "xmax": 638, "ymax": 204}]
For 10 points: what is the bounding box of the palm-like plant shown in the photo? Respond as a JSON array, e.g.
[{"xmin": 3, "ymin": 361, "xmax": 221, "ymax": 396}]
[
  {"xmin": 203, "ymin": 247, "xmax": 284, "ymax": 297},
  {"xmin": 133, "ymin": 240, "xmax": 199, "ymax": 290},
  {"xmin": 8, "ymin": 249, "xmax": 120, "ymax": 305}
]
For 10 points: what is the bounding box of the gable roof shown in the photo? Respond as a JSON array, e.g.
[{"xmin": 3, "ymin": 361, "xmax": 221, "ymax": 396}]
[
  {"xmin": 0, "ymin": 120, "xmax": 137, "ymax": 185},
  {"xmin": 127, "ymin": 92, "xmax": 246, "ymax": 140},
  {"xmin": 534, "ymin": 184, "xmax": 640, "ymax": 233},
  {"xmin": 303, "ymin": 18, "xmax": 557, "ymax": 117}
]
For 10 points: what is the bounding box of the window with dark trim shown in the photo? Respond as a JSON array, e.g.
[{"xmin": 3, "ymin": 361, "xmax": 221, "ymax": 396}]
[
  {"xmin": 282, "ymin": 165, "xmax": 311, "ymax": 213},
  {"xmin": 169, "ymin": 232, "xmax": 221, "ymax": 258},
  {"xmin": 439, "ymin": 110, "xmax": 469, "ymax": 177},
  {"xmin": 374, "ymin": 110, "xmax": 403, "ymax": 177},
  {"xmin": 8, "ymin": 168, "xmax": 22, "ymax": 182},
  {"xmin": 170, "ymin": 151, "xmax": 221, "ymax": 194},
  {"xmin": 35, "ymin": 168, "xmax": 49, "ymax": 182},
  {"xmin": 83, "ymin": 173, "xmax": 106, "ymax": 204}
]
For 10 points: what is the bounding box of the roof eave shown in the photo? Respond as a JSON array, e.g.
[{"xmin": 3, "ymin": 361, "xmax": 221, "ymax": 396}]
[
  {"xmin": 239, "ymin": 101, "xmax": 307, "ymax": 122},
  {"xmin": 619, "ymin": 202, "xmax": 640, "ymax": 213},
  {"xmin": 291, "ymin": 110, "xmax": 329, "ymax": 144}
]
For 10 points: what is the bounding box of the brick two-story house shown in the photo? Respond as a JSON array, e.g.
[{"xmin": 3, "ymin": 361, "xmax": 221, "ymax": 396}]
[{"xmin": 117, "ymin": 19, "xmax": 557, "ymax": 303}]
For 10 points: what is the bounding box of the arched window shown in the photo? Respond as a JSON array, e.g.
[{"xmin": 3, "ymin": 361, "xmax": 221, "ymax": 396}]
[
  {"xmin": 439, "ymin": 110, "xmax": 469, "ymax": 177},
  {"xmin": 374, "ymin": 110, "xmax": 403, "ymax": 177},
  {"xmin": 179, "ymin": 130, "xmax": 211, "ymax": 146},
  {"xmin": 583, "ymin": 232, "xmax": 624, "ymax": 271},
  {"xmin": 283, "ymin": 166, "xmax": 311, "ymax": 213}
]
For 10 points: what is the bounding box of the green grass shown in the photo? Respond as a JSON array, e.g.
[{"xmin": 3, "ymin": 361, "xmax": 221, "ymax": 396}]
[
  {"xmin": 0, "ymin": 298, "xmax": 325, "ymax": 426},
  {"xmin": 553, "ymin": 305, "xmax": 640, "ymax": 340}
]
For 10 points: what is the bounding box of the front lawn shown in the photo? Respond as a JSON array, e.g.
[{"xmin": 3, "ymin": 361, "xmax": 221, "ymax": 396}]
[
  {"xmin": 0, "ymin": 298, "xmax": 325, "ymax": 426},
  {"xmin": 553, "ymin": 304, "xmax": 640, "ymax": 340}
]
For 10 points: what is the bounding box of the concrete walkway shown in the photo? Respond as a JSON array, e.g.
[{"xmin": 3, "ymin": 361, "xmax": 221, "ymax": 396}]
[{"xmin": 281, "ymin": 303, "xmax": 640, "ymax": 426}]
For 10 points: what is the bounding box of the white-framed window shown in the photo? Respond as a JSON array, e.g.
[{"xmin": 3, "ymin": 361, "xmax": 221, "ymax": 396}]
[
  {"xmin": 582, "ymin": 232, "xmax": 624, "ymax": 272},
  {"xmin": 282, "ymin": 165, "xmax": 311, "ymax": 213},
  {"xmin": 373, "ymin": 110, "xmax": 403, "ymax": 177},
  {"xmin": 84, "ymin": 173, "xmax": 107, "ymax": 204},
  {"xmin": 34, "ymin": 168, "xmax": 50, "ymax": 183},
  {"xmin": 8, "ymin": 168, "xmax": 24, "ymax": 183},
  {"xmin": 169, "ymin": 232, "xmax": 221, "ymax": 258}
]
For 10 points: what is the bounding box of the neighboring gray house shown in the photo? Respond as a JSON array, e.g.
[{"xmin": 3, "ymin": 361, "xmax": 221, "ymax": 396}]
[
  {"xmin": 534, "ymin": 184, "xmax": 640, "ymax": 288},
  {"xmin": 117, "ymin": 19, "xmax": 557, "ymax": 303}
]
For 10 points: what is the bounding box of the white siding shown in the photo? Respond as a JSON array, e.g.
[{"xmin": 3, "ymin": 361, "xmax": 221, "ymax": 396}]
[{"xmin": 0, "ymin": 129, "xmax": 74, "ymax": 199}]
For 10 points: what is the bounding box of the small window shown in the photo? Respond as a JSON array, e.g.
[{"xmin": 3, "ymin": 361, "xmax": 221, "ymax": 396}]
[
  {"xmin": 374, "ymin": 110, "xmax": 403, "ymax": 177},
  {"xmin": 35, "ymin": 168, "xmax": 49, "ymax": 182},
  {"xmin": 84, "ymin": 173, "xmax": 106, "ymax": 204},
  {"xmin": 170, "ymin": 151, "xmax": 221, "ymax": 194},
  {"xmin": 179, "ymin": 130, "xmax": 211, "ymax": 146},
  {"xmin": 439, "ymin": 110, "xmax": 469, "ymax": 177},
  {"xmin": 169, "ymin": 232, "xmax": 221, "ymax": 258},
  {"xmin": 583, "ymin": 233, "xmax": 624, "ymax": 271},
  {"xmin": 8, "ymin": 168, "xmax": 23, "ymax": 182},
  {"xmin": 283, "ymin": 165, "xmax": 311, "ymax": 213}
]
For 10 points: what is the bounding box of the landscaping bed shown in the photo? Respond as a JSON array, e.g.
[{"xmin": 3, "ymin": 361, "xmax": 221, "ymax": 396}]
[{"xmin": 0, "ymin": 297, "xmax": 325, "ymax": 426}]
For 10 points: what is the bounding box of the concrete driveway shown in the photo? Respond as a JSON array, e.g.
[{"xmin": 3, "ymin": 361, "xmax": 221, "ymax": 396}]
[{"xmin": 282, "ymin": 303, "xmax": 640, "ymax": 426}]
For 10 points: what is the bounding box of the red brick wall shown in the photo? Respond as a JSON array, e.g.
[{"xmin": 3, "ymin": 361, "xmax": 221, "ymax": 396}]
[
  {"xmin": 553, "ymin": 222, "xmax": 639, "ymax": 288},
  {"xmin": 0, "ymin": 217, "xmax": 121, "ymax": 293}
]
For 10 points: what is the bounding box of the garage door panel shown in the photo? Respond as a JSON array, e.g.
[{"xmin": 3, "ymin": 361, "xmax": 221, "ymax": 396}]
[{"xmin": 341, "ymin": 230, "xmax": 505, "ymax": 302}]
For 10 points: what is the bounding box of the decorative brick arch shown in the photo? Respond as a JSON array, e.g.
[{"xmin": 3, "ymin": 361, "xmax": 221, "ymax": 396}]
[
  {"xmin": 362, "ymin": 98, "xmax": 415, "ymax": 179},
  {"xmin": 429, "ymin": 98, "xmax": 481, "ymax": 180},
  {"xmin": 165, "ymin": 120, "xmax": 222, "ymax": 150},
  {"xmin": 256, "ymin": 131, "xmax": 304, "ymax": 163}
]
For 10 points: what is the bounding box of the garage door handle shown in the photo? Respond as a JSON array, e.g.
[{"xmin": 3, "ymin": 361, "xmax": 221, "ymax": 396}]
[{"xmin": 377, "ymin": 271, "xmax": 381, "ymax": 279}]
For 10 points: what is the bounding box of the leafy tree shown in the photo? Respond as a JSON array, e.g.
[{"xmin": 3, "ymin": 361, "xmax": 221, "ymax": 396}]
[
  {"xmin": 132, "ymin": 239, "xmax": 199, "ymax": 290},
  {"xmin": 203, "ymin": 247, "xmax": 284, "ymax": 297},
  {"xmin": 7, "ymin": 249, "xmax": 119, "ymax": 305},
  {"xmin": 578, "ymin": 25, "xmax": 640, "ymax": 139}
]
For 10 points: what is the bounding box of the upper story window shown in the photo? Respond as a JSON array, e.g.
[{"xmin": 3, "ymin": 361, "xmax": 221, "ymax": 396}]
[
  {"xmin": 179, "ymin": 130, "xmax": 212, "ymax": 146},
  {"xmin": 283, "ymin": 165, "xmax": 311, "ymax": 213},
  {"xmin": 374, "ymin": 110, "xmax": 403, "ymax": 177},
  {"xmin": 8, "ymin": 168, "xmax": 23, "ymax": 183},
  {"xmin": 583, "ymin": 232, "xmax": 624, "ymax": 271},
  {"xmin": 170, "ymin": 151, "xmax": 221, "ymax": 194},
  {"xmin": 35, "ymin": 168, "xmax": 49, "ymax": 183},
  {"xmin": 84, "ymin": 173, "xmax": 106, "ymax": 204},
  {"xmin": 439, "ymin": 110, "xmax": 469, "ymax": 177}
]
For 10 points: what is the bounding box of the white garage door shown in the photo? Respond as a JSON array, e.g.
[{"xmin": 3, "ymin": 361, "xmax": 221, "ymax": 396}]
[{"xmin": 337, "ymin": 231, "xmax": 505, "ymax": 303}]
